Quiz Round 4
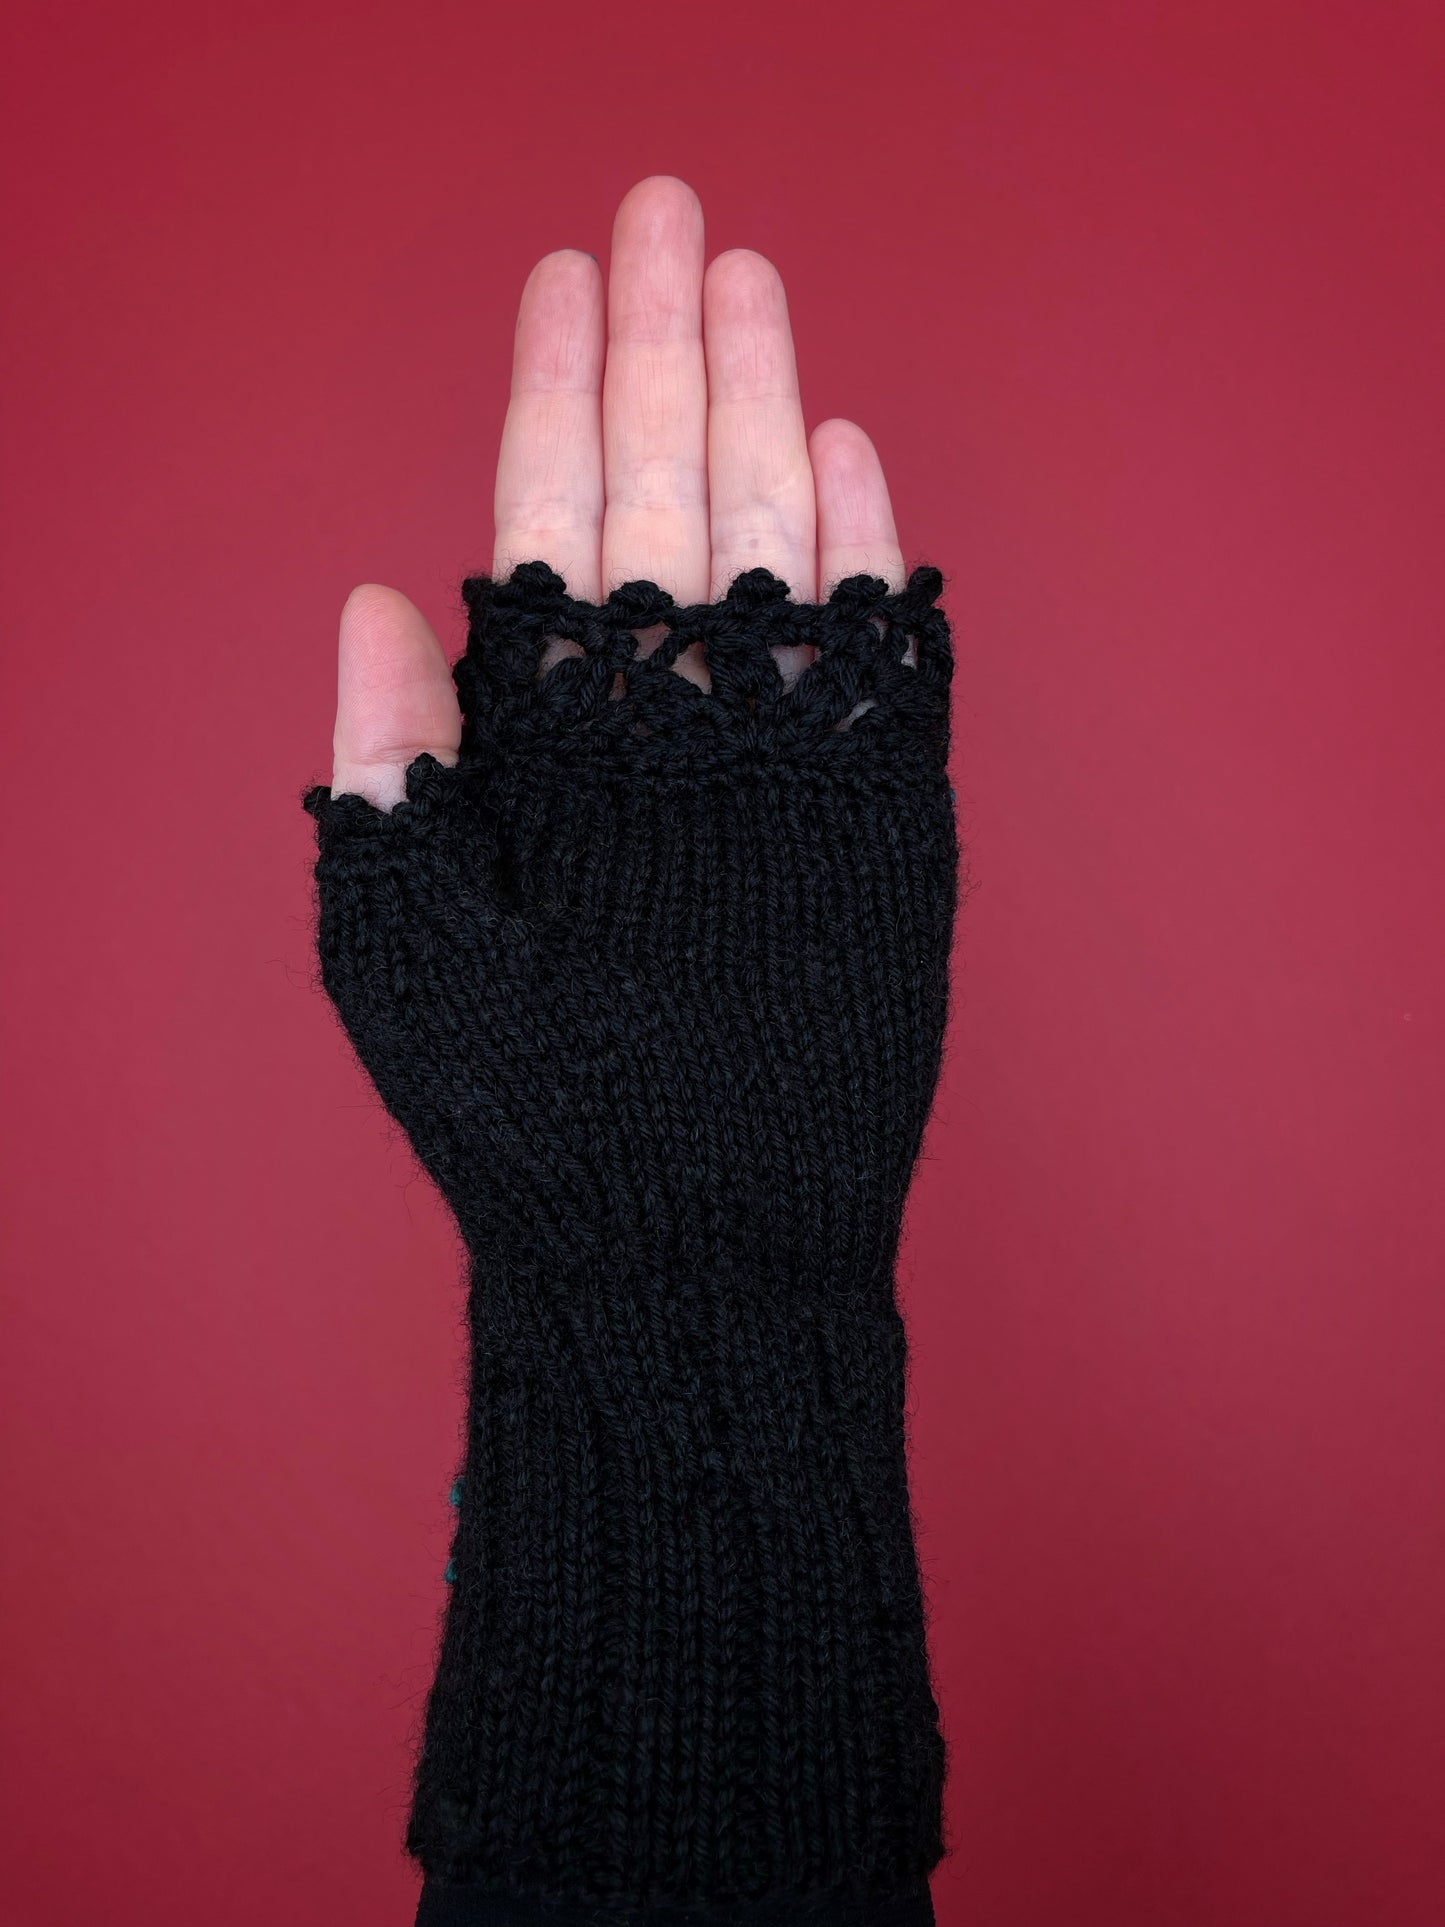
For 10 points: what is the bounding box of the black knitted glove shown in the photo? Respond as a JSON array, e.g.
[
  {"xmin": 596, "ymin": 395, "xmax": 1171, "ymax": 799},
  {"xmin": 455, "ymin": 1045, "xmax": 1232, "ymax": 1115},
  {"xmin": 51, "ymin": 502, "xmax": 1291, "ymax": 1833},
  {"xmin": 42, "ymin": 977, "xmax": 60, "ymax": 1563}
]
[{"xmin": 301, "ymin": 560, "xmax": 960, "ymax": 1927}]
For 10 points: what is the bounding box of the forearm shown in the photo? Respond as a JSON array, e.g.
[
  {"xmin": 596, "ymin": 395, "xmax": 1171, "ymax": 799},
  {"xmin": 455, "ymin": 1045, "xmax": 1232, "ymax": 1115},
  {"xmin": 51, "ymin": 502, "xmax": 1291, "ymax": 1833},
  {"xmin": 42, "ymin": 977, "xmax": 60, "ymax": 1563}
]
[{"xmin": 412, "ymin": 1254, "xmax": 944, "ymax": 1899}]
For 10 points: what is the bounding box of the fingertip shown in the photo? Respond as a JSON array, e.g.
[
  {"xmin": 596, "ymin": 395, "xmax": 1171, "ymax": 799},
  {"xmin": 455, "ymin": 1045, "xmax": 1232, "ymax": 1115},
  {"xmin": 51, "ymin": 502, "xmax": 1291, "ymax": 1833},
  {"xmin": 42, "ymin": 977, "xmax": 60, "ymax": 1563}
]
[
  {"xmin": 812, "ymin": 419, "xmax": 904, "ymax": 593},
  {"xmin": 332, "ymin": 582, "xmax": 460, "ymax": 796},
  {"xmin": 808, "ymin": 417, "xmax": 878, "ymax": 465},
  {"xmin": 611, "ymin": 176, "xmax": 705, "ymax": 262},
  {"xmin": 339, "ymin": 581, "xmax": 420, "ymax": 647},
  {"xmin": 618, "ymin": 173, "xmax": 702, "ymax": 215},
  {"xmin": 522, "ymin": 248, "xmax": 603, "ymax": 300}
]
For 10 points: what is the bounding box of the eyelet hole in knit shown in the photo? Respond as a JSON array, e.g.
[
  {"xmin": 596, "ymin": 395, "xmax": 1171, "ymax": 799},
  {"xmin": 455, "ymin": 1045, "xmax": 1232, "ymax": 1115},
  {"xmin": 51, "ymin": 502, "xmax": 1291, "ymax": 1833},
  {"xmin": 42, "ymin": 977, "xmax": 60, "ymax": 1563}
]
[
  {"xmin": 829, "ymin": 620, "xmax": 914, "ymax": 729},
  {"xmin": 772, "ymin": 640, "xmax": 816, "ymax": 689},
  {"xmin": 629, "ymin": 621, "xmax": 670, "ymax": 659},
  {"xmin": 670, "ymin": 638, "xmax": 712, "ymax": 692},
  {"xmin": 535, "ymin": 633, "xmax": 585, "ymax": 678},
  {"xmin": 870, "ymin": 613, "xmax": 919, "ymax": 671}
]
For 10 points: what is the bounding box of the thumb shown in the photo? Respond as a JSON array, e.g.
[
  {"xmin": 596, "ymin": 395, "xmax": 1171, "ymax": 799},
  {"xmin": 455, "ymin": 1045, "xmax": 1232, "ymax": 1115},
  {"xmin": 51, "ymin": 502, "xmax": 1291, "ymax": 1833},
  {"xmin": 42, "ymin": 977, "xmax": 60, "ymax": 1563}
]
[{"xmin": 330, "ymin": 583, "xmax": 461, "ymax": 811}]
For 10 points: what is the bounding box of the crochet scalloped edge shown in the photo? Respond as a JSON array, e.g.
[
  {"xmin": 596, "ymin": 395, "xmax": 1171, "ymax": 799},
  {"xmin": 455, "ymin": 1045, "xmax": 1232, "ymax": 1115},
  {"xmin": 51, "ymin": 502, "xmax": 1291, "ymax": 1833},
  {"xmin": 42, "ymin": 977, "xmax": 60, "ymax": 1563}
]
[
  {"xmin": 451, "ymin": 559, "xmax": 954, "ymax": 774},
  {"xmin": 301, "ymin": 749, "xmax": 474, "ymax": 834},
  {"xmin": 301, "ymin": 562, "xmax": 956, "ymax": 826}
]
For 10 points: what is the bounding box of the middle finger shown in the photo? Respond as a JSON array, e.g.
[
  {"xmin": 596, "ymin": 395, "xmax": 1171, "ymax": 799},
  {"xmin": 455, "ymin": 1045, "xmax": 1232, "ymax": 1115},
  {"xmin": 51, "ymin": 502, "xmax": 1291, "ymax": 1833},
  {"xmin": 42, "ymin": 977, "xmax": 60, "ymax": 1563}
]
[{"xmin": 601, "ymin": 177, "xmax": 710, "ymax": 602}]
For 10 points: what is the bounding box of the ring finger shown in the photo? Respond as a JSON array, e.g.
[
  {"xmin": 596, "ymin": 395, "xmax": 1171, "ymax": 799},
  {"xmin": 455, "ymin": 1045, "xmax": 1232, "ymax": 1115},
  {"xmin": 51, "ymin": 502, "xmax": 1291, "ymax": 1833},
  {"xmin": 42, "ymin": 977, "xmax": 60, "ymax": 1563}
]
[{"xmin": 704, "ymin": 248, "xmax": 816, "ymax": 603}]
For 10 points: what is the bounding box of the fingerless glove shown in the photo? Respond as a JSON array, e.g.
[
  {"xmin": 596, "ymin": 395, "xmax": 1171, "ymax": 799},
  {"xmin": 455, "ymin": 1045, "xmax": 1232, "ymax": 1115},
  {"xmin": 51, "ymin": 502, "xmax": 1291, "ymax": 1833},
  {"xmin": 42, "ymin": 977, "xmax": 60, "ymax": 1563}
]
[{"xmin": 301, "ymin": 561, "xmax": 961, "ymax": 1927}]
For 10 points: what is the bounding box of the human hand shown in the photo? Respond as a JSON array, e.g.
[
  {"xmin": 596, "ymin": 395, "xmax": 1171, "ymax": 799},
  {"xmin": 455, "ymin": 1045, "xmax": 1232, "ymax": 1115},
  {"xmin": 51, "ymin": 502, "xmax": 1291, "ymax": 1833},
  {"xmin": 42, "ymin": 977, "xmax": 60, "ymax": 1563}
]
[{"xmin": 325, "ymin": 174, "xmax": 907, "ymax": 809}]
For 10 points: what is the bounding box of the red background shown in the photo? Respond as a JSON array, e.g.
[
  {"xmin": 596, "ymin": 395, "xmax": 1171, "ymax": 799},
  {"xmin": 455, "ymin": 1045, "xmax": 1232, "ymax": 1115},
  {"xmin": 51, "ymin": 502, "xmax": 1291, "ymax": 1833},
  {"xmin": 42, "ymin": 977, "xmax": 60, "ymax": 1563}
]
[{"xmin": 3, "ymin": 3, "xmax": 1442, "ymax": 1923}]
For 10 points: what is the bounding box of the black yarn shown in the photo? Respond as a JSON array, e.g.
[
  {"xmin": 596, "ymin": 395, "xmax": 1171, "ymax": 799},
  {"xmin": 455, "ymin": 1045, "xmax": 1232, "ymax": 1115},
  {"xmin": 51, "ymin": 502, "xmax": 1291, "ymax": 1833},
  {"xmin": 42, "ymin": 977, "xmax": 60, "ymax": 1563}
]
[{"xmin": 300, "ymin": 562, "xmax": 962, "ymax": 1925}]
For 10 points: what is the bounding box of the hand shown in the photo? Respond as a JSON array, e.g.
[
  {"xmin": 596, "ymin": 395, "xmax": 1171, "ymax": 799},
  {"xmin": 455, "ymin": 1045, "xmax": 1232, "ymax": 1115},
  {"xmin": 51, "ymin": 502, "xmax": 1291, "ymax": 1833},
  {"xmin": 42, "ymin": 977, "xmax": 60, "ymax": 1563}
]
[{"xmin": 326, "ymin": 174, "xmax": 907, "ymax": 809}]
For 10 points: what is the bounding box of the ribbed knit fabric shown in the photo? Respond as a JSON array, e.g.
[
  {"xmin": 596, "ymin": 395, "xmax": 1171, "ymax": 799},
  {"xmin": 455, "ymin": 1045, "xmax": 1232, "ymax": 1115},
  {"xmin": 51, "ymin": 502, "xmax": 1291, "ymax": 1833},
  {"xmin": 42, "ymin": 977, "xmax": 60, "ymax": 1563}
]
[{"xmin": 300, "ymin": 560, "xmax": 961, "ymax": 1925}]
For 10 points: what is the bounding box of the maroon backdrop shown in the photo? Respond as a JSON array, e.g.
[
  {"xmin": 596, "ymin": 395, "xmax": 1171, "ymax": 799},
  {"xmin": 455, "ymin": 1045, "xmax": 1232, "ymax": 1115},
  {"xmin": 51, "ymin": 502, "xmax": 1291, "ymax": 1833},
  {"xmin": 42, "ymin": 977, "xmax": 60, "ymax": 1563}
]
[{"xmin": 3, "ymin": 4, "xmax": 1442, "ymax": 1924}]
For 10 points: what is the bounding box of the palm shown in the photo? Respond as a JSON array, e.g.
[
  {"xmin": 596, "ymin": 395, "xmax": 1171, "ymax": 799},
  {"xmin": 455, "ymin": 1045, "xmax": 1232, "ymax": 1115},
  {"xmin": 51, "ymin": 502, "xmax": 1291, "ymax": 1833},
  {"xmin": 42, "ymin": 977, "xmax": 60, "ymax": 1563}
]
[{"xmin": 328, "ymin": 174, "xmax": 905, "ymax": 808}]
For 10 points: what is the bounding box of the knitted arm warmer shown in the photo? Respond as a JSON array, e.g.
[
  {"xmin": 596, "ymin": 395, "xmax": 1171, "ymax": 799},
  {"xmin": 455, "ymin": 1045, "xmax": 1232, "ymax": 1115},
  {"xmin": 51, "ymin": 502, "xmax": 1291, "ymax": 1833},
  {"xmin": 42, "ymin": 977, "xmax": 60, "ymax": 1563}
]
[{"xmin": 300, "ymin": 560, "xmax": 960, "ymax": 1927}]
